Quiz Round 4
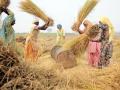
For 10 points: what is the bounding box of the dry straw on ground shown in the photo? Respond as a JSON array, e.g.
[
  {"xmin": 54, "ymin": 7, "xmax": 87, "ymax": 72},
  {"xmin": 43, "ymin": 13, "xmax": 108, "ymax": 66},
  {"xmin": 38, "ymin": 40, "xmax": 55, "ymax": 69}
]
[
  {"xmin": 0, "ymin": 35, "xmax": 120, "ymax": 90},
  {"xmin": 0, "ymin": 42, "xmax": 40, "ymax": 90}
]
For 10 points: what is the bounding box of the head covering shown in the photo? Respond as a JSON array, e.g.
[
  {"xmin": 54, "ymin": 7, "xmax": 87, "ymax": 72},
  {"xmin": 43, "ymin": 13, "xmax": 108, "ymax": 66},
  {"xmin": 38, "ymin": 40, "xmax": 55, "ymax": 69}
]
[
  {"xmin": 57, "ymin": 24, "xmax": 62, "ymax": 29},
  {"xmin": 100, "ymin": 16, "xmax": 115, "ymax": 41},
  {"xmin": 99, "ymin": 21, "xmax": 108, "ymax": 31}
]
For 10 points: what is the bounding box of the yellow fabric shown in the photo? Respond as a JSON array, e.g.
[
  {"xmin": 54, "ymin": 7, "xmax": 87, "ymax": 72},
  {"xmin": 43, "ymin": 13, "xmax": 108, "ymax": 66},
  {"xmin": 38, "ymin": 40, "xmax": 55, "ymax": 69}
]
[
  {"xmin": 56, "ymin": 29, "xmax": 65, "ymax": 45},
  {"xmin": 100, "ymin": 17, "xmax": 115, "ymax": 42}
]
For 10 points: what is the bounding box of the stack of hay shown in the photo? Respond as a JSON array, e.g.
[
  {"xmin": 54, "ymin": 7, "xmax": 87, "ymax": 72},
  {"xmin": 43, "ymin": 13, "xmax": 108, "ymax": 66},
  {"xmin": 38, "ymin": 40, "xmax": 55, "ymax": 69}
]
[
  {"xmin": 0, "ymin": 41, "xmax": 40, "ymax": 90},
  {"xmin": 0, "ymin": 44, "xmax": 19, "ymax": 87}
]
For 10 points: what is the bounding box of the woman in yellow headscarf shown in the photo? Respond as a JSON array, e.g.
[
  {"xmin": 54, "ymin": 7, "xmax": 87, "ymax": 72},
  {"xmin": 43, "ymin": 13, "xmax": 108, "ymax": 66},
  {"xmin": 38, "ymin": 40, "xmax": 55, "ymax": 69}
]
[
  {"xmin": 100, "ymin": 17, "xmax": 115, "ymax": 42},
  {"xmin": 98, "ymin": 17, "xmax": 114, "ymax": 68}
]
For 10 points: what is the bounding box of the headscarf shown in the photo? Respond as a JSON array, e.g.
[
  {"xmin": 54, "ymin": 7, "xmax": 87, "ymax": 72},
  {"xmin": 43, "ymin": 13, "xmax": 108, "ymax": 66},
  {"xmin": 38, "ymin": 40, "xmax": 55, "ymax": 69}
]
[
  {"xmin": 100, "ymin": 17, "xmax": 115, "ymax": 42},
  {"xmin": 57, "ymin": 24, "xmax": 62, "ymax": 30}
]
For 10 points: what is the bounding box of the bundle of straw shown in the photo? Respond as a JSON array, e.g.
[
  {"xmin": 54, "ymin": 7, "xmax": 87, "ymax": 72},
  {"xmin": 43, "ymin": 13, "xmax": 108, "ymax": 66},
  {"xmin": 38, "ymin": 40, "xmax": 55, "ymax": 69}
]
[
  {"xmin": 63, "ymin": 24, "xmax": 100, "ymax": 57},
  {"xmin": 72, "ymin": 0, "xmax": 99, "ymax": 32},
  {"xmin": 62, "ymin": 34, "xmax": 89, "ymax": 57},
  {"xmin": 0, "ymin": 0, "xmax": 10, "ymax": 8},
  {"xmin": 20, "ymin": 0, "xmax": 53, "ymax": 26}
]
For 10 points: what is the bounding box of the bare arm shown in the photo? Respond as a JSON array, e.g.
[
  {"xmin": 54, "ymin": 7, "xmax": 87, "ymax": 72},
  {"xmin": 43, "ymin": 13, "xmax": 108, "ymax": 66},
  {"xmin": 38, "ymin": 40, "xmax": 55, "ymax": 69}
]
[
  {"xmin": 38, "ymin": 19, "xmax": 51, "ymax": 30},
  {"xmin": 38, "ymin": 24, "xmax": 48, "ymax": 30},
  {"xmin": 78, "ymin": 29, "xmax": 85, "ymax": 34}
]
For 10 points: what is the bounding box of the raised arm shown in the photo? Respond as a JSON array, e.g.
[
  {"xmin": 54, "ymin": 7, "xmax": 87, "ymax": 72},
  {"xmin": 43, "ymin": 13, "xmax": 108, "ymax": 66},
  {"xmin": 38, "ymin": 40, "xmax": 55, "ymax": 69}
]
[
  {"xmin": 78, "ymin": 29, "xmax": 85, "ymax": 34},
  {"xmin": 38, "ymin": 23, "xmax": 48, "ymax": 30},
  {"xmin": 38, "ymin": 19, "xmax": 50, "ymax": 30}
]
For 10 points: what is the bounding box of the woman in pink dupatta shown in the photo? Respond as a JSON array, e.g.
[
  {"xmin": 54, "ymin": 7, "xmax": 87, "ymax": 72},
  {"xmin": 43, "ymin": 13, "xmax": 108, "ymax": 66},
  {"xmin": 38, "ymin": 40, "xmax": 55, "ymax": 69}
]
[
  {"xmin": 73, "ymin": 20, "xmax": 101, "ymax": 67},
  {"xmin": 87, "ymin": 25, "xmax": 101, "ymax": 67}
]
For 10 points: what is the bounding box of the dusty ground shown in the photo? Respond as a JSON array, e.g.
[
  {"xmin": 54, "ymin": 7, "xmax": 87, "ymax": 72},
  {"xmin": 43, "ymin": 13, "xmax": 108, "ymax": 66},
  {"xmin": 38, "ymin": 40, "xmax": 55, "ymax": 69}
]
[{"xmin": 16, "ymin": 33, "xmax": 120, "ymax": 90}]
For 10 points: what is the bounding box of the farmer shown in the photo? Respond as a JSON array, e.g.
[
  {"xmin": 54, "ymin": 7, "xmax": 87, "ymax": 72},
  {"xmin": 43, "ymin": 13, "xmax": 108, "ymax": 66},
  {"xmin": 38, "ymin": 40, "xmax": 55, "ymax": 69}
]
[
  {"xmin": 56, "ymin": 24, "xmax": 65, "ymax": 45},
  {"xmin": 98, "ymin": 18, "xmax": 114, "ymax": 68},
  {"xmin": 0, "ymin": 9, "xmax": 16, "ymax": 49},
  {"xmin": 87, "ymin": 24, "xmax": 102, "ymax": 67},
  {"xmin": 24, "ymin": 18, "xmax": 50, "ymax": 62}
]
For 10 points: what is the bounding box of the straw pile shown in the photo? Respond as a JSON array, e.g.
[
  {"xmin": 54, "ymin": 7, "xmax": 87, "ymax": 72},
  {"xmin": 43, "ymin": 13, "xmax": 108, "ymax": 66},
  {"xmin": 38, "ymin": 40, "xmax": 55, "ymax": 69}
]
[
  {"xmin": 0, "ymin": 41, "xmax": 40, "ymax": 90},
  {"xmin": 63, "ymin": 24, "xmax": 100, "ymax": 57},
  {"xmin": 72, "ymin": 0, "xmax": 99, "ymax": 31},
  {"xmin": 0, "ymin": 44, "xmax": 20, "ymax": 87},
  {"xmin": 0, "ymin": 0, "xmax": 10, "ymax": 8},
  {"xmin": 20, "ymin": 0, "xmax": 53, "ymax": 26}
]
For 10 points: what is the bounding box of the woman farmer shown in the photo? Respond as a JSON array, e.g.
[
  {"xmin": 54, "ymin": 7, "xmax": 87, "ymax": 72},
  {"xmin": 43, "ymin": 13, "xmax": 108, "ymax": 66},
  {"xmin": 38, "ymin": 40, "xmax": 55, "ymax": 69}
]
[
  {"xmin": 87, "ymin": 24, "xmax": 102, "ymax": 67},
  {"xmin": 98, "ymin": 19, "xmax": 113, "ymax": 68},
  {"xmin": 0, "ymin": 9, "xmax": 16, "ymax": 49},
  {"xmin": 56, "ymin": 24, "xmax": 65, "ymax": 45},
  {"xmin": 24, "ymin": 18, "xmax": 50, "ymax": 62},
  {"xmin": 72, "ymin": 20, "xmax": 101, "ymax": 67}
]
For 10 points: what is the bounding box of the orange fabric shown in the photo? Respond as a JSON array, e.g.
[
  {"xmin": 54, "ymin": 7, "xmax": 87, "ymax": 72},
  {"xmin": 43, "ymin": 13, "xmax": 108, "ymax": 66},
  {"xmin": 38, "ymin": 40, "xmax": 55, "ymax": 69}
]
[
  {"xmin": 24, "ymin": 28, "xmax": 39, "ymax": 62},
  {"xmin": 24, "ymin": 37, "xmax": 39, "ymax": 62}
]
